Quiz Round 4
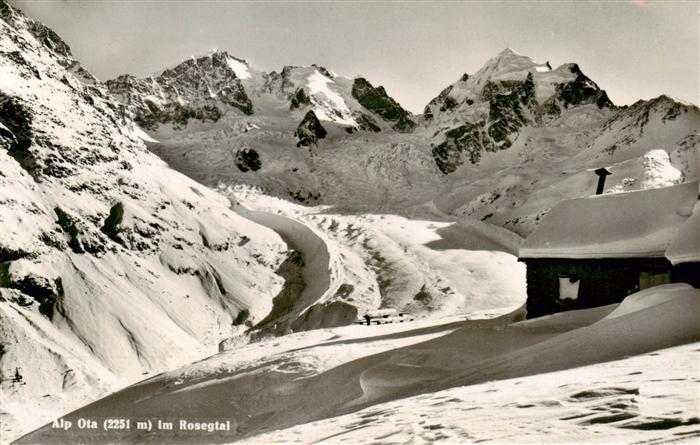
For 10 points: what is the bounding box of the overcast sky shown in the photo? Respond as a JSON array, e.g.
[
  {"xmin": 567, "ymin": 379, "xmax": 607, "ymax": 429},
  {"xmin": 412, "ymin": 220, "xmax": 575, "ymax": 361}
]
[{"xmin": 10, "ymin": 0, "xmax": 699, "ymax": 113}]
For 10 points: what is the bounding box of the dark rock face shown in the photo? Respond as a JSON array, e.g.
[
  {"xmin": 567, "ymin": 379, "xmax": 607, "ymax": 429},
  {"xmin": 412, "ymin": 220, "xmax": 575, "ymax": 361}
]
[
  {"xmin": 3, "ymin": 50, "xmax": 40, "ymax": 79},
  {"xmin": 100, "ymin": 202, "xmax": 125, "ymax": 244},
  {"xmin": 27, "ymin": 21, "xmax": 72, "ymax": 58},
  {"xmin": 106, "ymin": 51, "xmax": 253, "ymax": 129},
  {"xmin": 480, "ymin": 79, "xmax": 520, "ymax": 102},
  {"xmin": 2, "ymin": 273, "xmax": 64, "ymax": 319},
  {"xmin": 542, "ymin": 97, "xmax": 562, "ymax": 117},
  {"xmin": 54, "ymin": 207, "xmax": 85, "ymax": 254},
  {"xmin": 279, "ymin": 65, "xmax": 299, "ymax": 92},
  {"xmin": 288, "ymin": 189, "xmax": 321, "ymax": 203},
  {"xmin": 556, "ymin": 64, "xmax": 613, "ymax": 109},
  {"xmin": 432, "ymin": 122, "xmax": 489, "ymax": 174},
  {"xmin": 234, "ymin": 147, "xmax": 262, "ymax": 172},
  {"xmin": 425, "ymin": 85, "xmax": 459, "ymax": 117},
  {"xmin": 252, "ymin": 249, "xmax": 306, "ymax": 334},
  {"xmin": 0, "ymin": 93, "xmax": 37, "ymax": 175},
  {"xmin": 295, "ymin": 111, "xmax": 327, "ymax": 147},
  {"xmin": 432, "ymin": 74, "xmax": 538, "ymax": 173},
  {"xmin": 431, "ymin": 66, "xmax": 615, "ymax": 174},
  {"xmin": 133, "ymin": 101, "xmax": 222, "ymax": 130},
  {"xmin": 488, "ymin": 92, "xmax": 526, "ymax": 145},
  {"xmin": 356, "ymin": 113, "xmax": 381, "ymax": 132},
  {"xmin": 487, "ymin": 73, "xmax": 535, "ymax": 147},
  {"xmin": 157, "ymin": 52, "xmax": 254, "ymax": 114},
  {"xmin": 351, "ymin": 77, "xmax": 415, "ymax": 132},
  {"xmin": 663, "ymin": 102, "xmax": 682, "ymax": 123},
  {"xmin": 290, "ymin": 88, "xmax": 310, "ymax": 109},
  {"xmin": 53, "ymin": 207, "xmax": 107, "ymax": 255},
  {"xmin": 312, "ymin": 64, "xmax": 334, "ymax": 79}
]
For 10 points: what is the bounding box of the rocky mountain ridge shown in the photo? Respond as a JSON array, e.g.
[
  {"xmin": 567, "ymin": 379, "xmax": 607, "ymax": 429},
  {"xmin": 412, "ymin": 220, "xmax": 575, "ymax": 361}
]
[
  {"xmin": 104, "ymin": 46, "xmax": 698, "ymax": 237},
  {"xmin": 425, "ymin": 49, "xmax": 615, "ymax": 173}
]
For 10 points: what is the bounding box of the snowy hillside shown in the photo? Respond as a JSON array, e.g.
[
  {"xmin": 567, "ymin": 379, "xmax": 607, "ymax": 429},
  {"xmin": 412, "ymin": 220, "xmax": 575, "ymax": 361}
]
[
  {"xmin": 107, "ymin": 48, "xmax": 699, "ymax": 237},
  {"xmin": 15, "ymin": 284, "xmax": 700, "ymax": 444},
  {"xmin": 0, "ymin": 4, "xmax": 289, "ymax": 440}
]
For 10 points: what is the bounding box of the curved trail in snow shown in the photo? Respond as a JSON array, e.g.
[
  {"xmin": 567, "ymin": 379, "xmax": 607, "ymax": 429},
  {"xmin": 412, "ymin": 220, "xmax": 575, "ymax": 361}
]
[{"xmin": 233, "ymin": 203, "xmax": 334, "ymax": 326}]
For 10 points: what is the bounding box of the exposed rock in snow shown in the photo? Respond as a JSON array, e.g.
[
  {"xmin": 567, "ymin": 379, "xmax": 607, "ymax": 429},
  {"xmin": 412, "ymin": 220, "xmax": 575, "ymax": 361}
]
[
  {"xmin": 294, "ymin": 110, "xmax": 327, "ymax": 147},
  {"xmin": 351, "ymin": 77, "xmax": 416, "ymax": 132},
  {"xmin": 424, "ymin": 52, "xmax": 614, "ymax": 172},
  {"xmin": 234, "ymin": 147, "xmax": 262, "ymax": 172}
]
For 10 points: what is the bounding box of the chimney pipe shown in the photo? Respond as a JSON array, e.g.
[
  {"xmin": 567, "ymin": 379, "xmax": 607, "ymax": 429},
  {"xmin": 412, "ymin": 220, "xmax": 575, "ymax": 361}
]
[{"xmin": 594, "ymin": 168, "xmax": 612, "ymax": 195}]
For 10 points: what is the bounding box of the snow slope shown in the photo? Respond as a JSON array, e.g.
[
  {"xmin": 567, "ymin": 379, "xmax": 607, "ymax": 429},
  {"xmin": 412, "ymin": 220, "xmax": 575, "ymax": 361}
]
[
  {"xmin": 249, "ymin": 342, "xmax": 699, "ymax": 444},
  {"xmin": 15, "ymin": 284, "xmax": 699, "ymax": 444},
  {"xmin": 0, "ymin": 5, "xmax": 287, "ymax": 442}
]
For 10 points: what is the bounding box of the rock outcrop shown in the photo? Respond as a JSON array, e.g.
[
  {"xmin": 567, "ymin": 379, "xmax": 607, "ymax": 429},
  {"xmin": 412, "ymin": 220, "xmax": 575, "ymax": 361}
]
[{"xmin": 295, "ymin": 110, "xmax": 327, "ymax": 147}]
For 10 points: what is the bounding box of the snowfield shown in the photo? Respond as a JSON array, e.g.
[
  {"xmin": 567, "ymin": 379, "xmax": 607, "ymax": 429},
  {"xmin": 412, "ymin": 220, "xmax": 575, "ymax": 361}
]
[
  {"xmin": 14, "ymin": 284, "xmax": 699, "ymax": 444},
  {"xmin": 247, "ymin": 342, "xmax": 699, "ymax": 444}
]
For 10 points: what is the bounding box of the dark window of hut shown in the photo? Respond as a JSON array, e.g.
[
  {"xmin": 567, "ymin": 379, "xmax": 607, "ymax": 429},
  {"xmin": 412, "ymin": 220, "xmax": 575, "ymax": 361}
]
[{"xmin": 639, "ymin": 270, "xmax": 671, "ymax": 290}]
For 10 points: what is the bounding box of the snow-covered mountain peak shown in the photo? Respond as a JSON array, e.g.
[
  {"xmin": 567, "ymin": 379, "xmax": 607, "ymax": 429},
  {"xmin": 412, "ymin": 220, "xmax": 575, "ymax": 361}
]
[
  {"xmin": 151, "ymin": 49, "xmax": 250, "ymax": 77},
  {"xmin": 256, "ymin": 63, "xmax": 415, "ymax": 132},
  {"xmin": 157, "ymin": 50, "xmax": 246, "ymax": 82},
  {"xmin": 480, "ymin": 47, "xmax": 537, "ymax": 71},
  {"xmin": 106, "ymin": 49, "xmax": 258, "ymax": 129},
  {"xmin": 459, "ymin": 49, "xmax": 561, "ymax": 100},
  {"xmin": 101, "ymin": 27, "xmax": 696, "ymax": 238},
  {"xmin": 197, "ymin": 49, "xmax": 254, "ymax": 80},
  {"xmin": 499, "ymin": 47, "xmax": 519, "ymax": 55}
]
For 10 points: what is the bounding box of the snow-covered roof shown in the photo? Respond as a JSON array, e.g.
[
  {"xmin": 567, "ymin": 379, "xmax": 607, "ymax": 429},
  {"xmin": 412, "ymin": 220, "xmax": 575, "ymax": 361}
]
[
  {"xmin": 520, "ymin": 181, "xmax": 699, "ymax": 261},
  {"xmin": 665, "ymin": 201, "xmax": 700, "ymax": 265}
]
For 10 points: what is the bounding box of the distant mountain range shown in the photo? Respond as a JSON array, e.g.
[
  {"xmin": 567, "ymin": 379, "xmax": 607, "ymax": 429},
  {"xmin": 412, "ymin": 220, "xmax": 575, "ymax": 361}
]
[{"xmin": 106, "ymin": 45, "xmax": 699, "ymax": 236}]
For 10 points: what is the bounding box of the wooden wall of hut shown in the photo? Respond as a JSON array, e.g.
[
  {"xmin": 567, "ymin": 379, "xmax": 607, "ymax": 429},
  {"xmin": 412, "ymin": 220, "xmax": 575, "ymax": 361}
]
[{"xmin": 521, "ymin": 257, "xmax": 697, "ymax": 318}]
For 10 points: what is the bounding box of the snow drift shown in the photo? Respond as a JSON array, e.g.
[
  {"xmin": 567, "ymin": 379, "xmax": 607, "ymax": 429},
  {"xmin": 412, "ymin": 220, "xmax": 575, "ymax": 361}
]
[{"xmin": 15, "ymin": 284, "xmax": 699, "ymax": 444}]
